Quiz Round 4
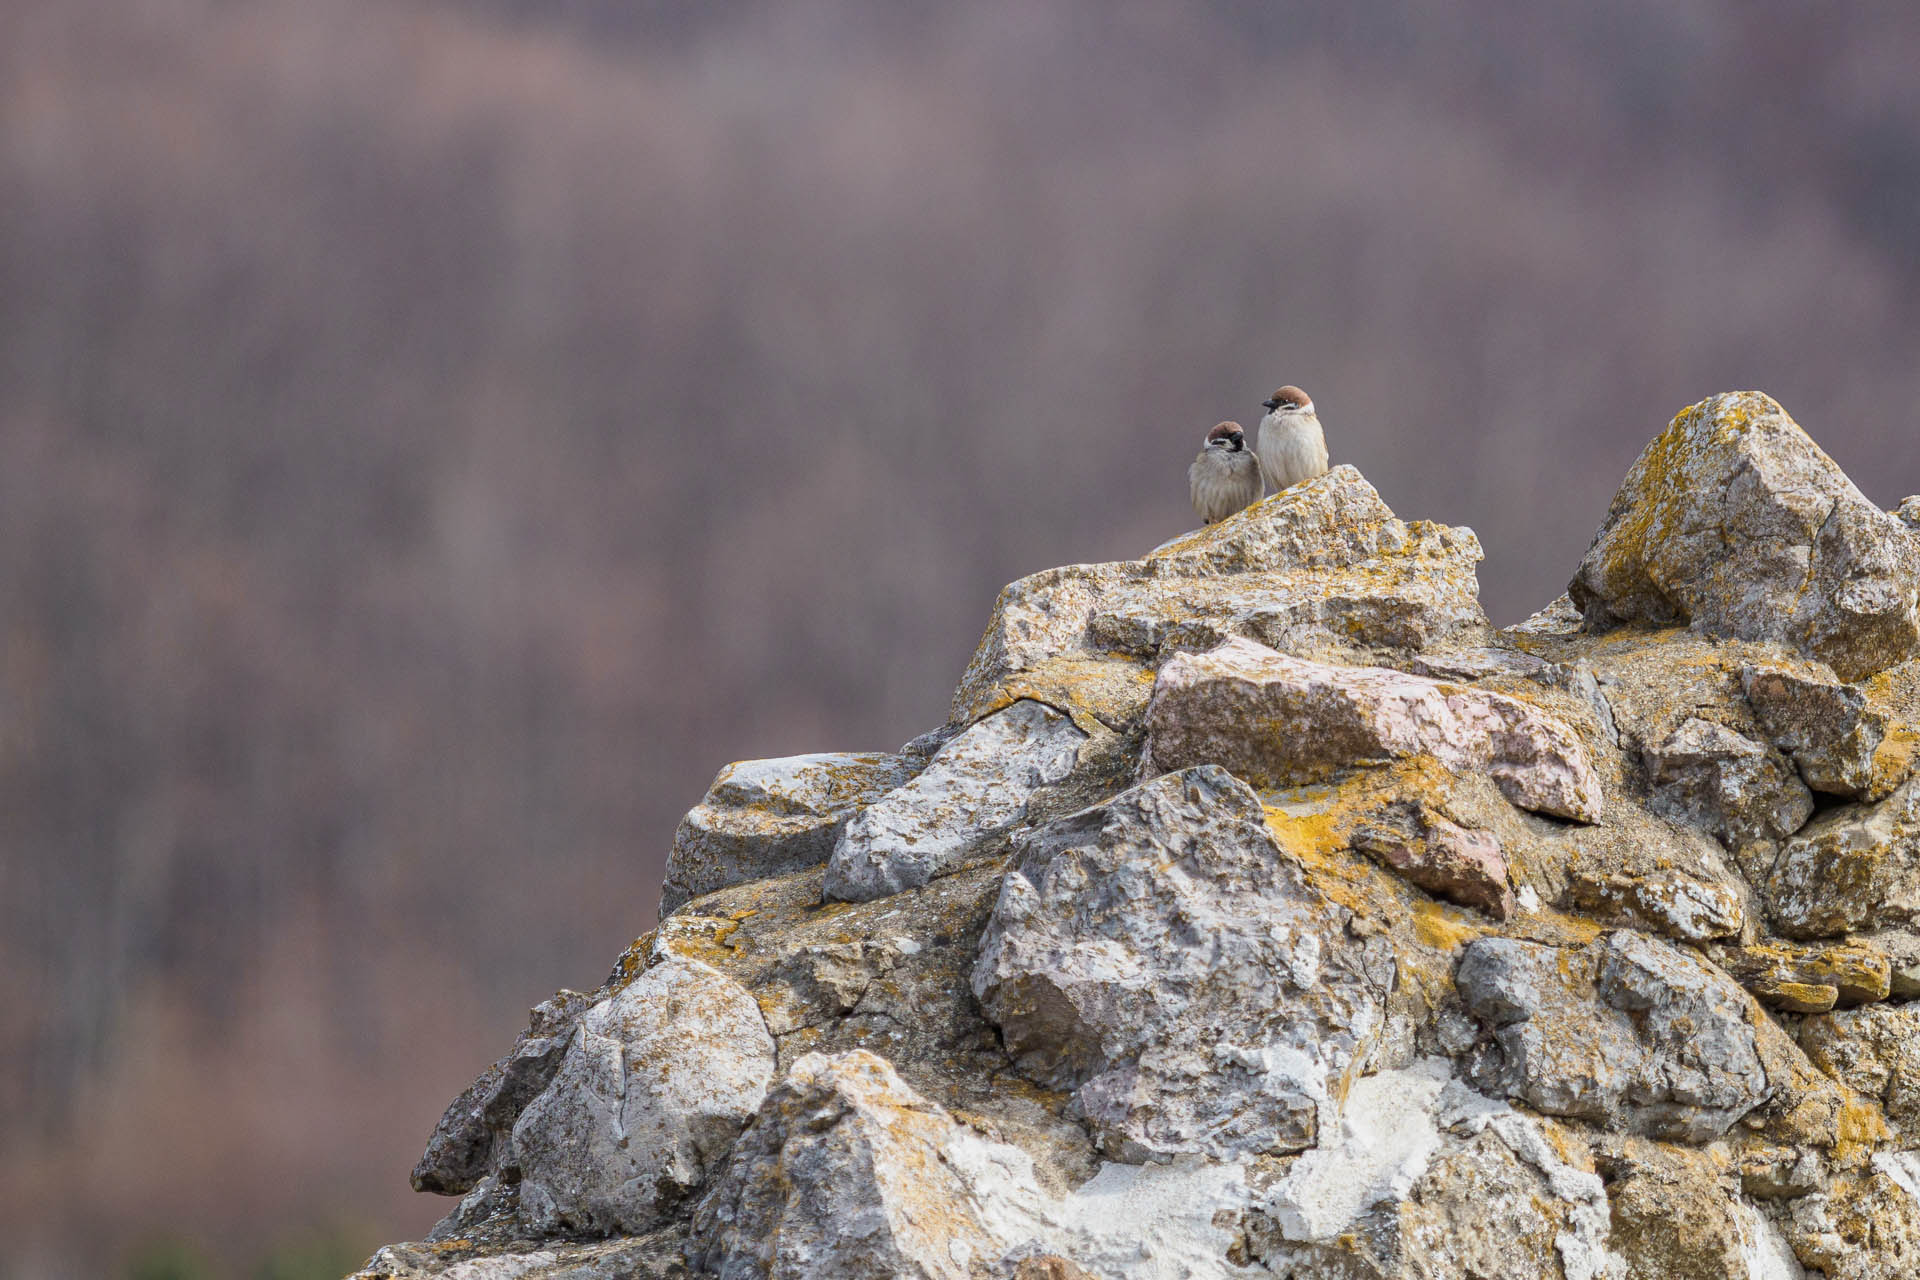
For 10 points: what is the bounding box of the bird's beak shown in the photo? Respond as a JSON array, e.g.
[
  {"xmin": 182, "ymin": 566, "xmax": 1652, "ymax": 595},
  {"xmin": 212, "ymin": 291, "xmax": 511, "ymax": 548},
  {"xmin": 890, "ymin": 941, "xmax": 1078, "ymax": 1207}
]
[
  {"xmin": 1228, "ymin": 432, "xmax": 1245, "ymax": 448},
  {"xmin": 1261, "ymin": 399, "xmax": 1280, "ymax": 411}
]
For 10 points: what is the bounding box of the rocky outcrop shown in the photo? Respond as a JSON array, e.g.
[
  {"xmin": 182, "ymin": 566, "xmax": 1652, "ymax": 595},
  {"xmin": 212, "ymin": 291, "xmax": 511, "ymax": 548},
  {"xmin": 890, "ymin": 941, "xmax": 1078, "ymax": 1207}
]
[
  {"xmin": 1569, "ymin": 390, "xmax": 1920, "ymax": 681},
  {"xmin": 360, "ymin": 392, "xmax": 1920, "ymax": 1280}
]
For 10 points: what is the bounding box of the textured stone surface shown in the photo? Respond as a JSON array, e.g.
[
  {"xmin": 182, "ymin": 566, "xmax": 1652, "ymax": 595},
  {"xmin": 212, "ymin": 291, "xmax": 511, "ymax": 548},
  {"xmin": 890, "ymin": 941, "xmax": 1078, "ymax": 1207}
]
[
  {"xmin": 1766, "ymin": 776, "xmax": 1920, "ymax": 938},
  {"xmin": 1642, "ymin": 716, "xmax": 1813, "ymax": 848},
  {"xmin": 1744, "ymin": 661, "xmax": 1890, "ymax": 799},
  {"xmin": 1566, "ymin": 868, "xmax": 1744, "ymax": 942},
  {"xmin": 1351, "ymin": 804, "xmax": 1512, "ymax": 919},
  {"xmin": 824, "ymin": 700, "xmax": 1085, "ymax": 902},
  {"xmin": 974, "ymin": 766, "xmax": 1390, "ymax": 1162},
  {"xmin": 952, "ymin": 466, "xmax": 1487, "ymax": 718},
  {"xmin": 1713, "ymin": 942, "xmax": 1892, "ymax": 1011},
  {"xmin": 661, "ymin": 752, "xmax": 916, "ymax": 916},
  {"xmin": 689, "ymin": 1050, "xmax": 1050, "ymax": 1280},
  {"xmin": 1141, "ymin": 637, "xmax": 1603, "ymax": 821},
  {"xmin": 1800, "ymin": 1004, "xmax": 1920, "ymax": 1140},
  {"xmin": 505, "ymin": 959, "xmax": 776, "ymax": 1236},
  {"xmin": 1456, "ymin": 931, "xmax": 1773, "ymax": 1141},
  {"xmin": 1569, "ymin": 391, "xmax": 1920, "ymax": 681}
]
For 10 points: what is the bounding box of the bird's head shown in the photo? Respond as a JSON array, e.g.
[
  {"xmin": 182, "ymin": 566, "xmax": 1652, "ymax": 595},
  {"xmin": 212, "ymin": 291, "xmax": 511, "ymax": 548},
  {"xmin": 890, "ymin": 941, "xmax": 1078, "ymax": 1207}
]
[
  {"xmin": 1205, "ymin": 421, "xmax": 1246, "ymax": 451},
  {"xmin": 1262, "ymin": 385, "xmax": 1313, "ymax": 414}
]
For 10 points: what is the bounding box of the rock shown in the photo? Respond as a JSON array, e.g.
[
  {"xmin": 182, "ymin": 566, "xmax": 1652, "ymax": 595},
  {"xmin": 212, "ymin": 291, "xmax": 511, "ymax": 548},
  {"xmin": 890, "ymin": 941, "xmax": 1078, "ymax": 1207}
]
[
  {"xmin": 1140, "ymin": 637, "xmax": 1603, "ymax": 822},
  {"xmin": 661, "ymin": 752, "xmax": 916, "ymax": 916},
  {"xmin": 1569, "ymin": 391, "xmax": 1920, "ymax": 682},
  {"xmin": 1594, "ymin": 1141, "xmax": 1770, "ymax": 1280},
  {"xmin": 1455, "ymin": 930, "xmax": 1773, "ymax": 1141},
  {"xmin": 973, "ymin": 766, "xmax": 1391, "ymax": 1162},
  {"xmin": 952, "ymin": 466, "xmax": 1487, "ymax": 719},
  {"xmin": 1711, "ymin": 942, "xmax": 1892, "ymax": 1011},
  {"xmin": 1765, "ymin": 776, "xmax": 1920, "ymax": 938},
  {"xmin": 1351, "ymin": 804, "xmax": 1513, "ymax": 919},
  {"xmin": 353, "ymin": 1233, "xmax": 690, "ymax": 1279},
  {"xmin": 1008, "ymin": 1257, "xmax": 1101, "ymax": 1280},
  {"xmin": 1896, "ymin": 497, "xmax": 1920, "ymax": 531},
  {"xmin": 1744, "ymin": 661, "xmax": 1890, "ymax": 799},
  {"xmin": 824, "ymin": 700, "xmax": 1086, "ymax": 903},
  {"xmin": 1799, "ymin": 1004, "xmax": 1920, "ymax": 1140},
  {"xmin": 505, "ymin": 959, "xmax": 776, "ymax": 1236},
  {"xmin": 1641, "ymin": 717, "xmax": 1814, "ymax": 848},
  {"xmin": 411, "ymin": 989, "xmax": 595, "ymax": 1196},
  {"xmin": 688, "ymin": 1050, "xmax": 1051, "ymax": 1280},
  {"xmin": 1565, "ymin": 868, "xmax": 1744, "ymax": 943},
  {"xmin": 1238, "ymin": 1069, "xmax": 1617, "ymax": 1280},
  {"xmin": 1782, "ymin": 1159, "xmax": 1920, "ymax": 1280}
]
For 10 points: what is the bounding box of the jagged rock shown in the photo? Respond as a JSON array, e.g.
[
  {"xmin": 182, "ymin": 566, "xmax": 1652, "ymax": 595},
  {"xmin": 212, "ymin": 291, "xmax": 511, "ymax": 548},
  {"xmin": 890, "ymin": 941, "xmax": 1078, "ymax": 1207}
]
[
  {"xmin": 952, "ymin": 466, "xmax": 1487, "ymax": 719},
  {"xmin": 1569, "ymin": 390, "xmax": 1920, "ymax": 682},
  {"xmin": 1140, "ymin": 637, "xmax": 1603, "ymax": 822},
  {"xmin": 1897, "ymin": 497, "xmax": 1920, "ymax": 531},
  {"xmin": 1351, "ymin": 804, "xmax": 1513, "ymax": 920},
  {"xmin": 411, "ymin": 989, "xmax": 594, "ymax": 1196},
  {"xmin": 1765, "ymin": 776, "xmax": 1920, "ymax": 938},
  {"xmin": 503, "ymin": 959, "xmax": 776, "ymax": 1237},
  {"xmin": 1565, "ymin": 868, "xmax": 1744, "ymax": 943},
  {"xmin": 689, "ymin": 1050, "xmax": 1051, "ymax": 1280},
  {"xmin": 1593, "ymin": 1140, "xmax": 1799, "ymax": 1280},
  {"xmin": 1239, "ymin": 1067, "xmax": 1617, "ymax": 1280},
  {"xmin": 1642, "ymin": 716, "xmax": 1814, "ymax": 848},
  {"xmin": 1712, "ymin": 942, "xmax": 1892, "ymax": 1012},
  {"xmin": 1799, "ymin": 1004, "xmax": 1920, "ymax": 1140},
  {"xmin": 973, "ymin": 766, "xmax": 1391, "ymax": 1162},
  {"xmin": 1744, "ymin": 661, "xmax": 1890, "ymax": 799},
  {"xmin": 1009, "ymin": 1258, "xmax": 1101, "ymax": 1280},
  {"xmin": 1455, "ymin": 930, "xmax": 1773, "ymax": 1141},
  {"xmin": 661, "ymin": 752, "xmax": 917, "ymax": 916},
  {"xmin": 354, "ymin": 1234, "xmax": 690, "ymax": 1279},
  {"xmin": 823, "ymin": 700, "xmax": 1086, "ymax": 903},
  {"xmin": 1782, "ymin": 1158, "xmax": 1920, "ymax": 1280}
]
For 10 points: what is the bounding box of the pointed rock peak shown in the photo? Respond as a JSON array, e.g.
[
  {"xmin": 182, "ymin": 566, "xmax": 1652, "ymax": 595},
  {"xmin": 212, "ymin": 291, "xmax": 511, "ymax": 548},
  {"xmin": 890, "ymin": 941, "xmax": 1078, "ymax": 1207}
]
[{"xmin": 1569, "ymin": 391, "xmax": 1920, "ymax": 681}]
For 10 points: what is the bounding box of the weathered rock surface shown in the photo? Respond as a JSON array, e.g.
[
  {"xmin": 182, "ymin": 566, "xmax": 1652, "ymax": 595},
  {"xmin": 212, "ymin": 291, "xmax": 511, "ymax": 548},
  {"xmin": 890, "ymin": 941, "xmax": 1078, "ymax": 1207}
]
[
  {"xmin": 824, "ymin": 700, "xmax": 1085, "ymax": 902},
  {"xmin": 1141, "ymin": 636, "xmax": 1603, "ymax": 821},
  {"xmin": 1456, "ymin": 930, "xmax": 1773, "ymax": 1140},
  {"xmin": 661, "ymin": 752, "xmax": 917, "ymax": 916},
  {"xmin": 505, "ymin": 959, "xmax": 775, "ymax": 1236},
  {"xmin": 1766, "ymin": 776, "xmax": 1920, "ymax": 938},
  {"xmin": 367, "ymin": 394, "xmax": 1920, "ymax": 1280},
  {"xmin": 953, "ymin": 466, "xmax": 1488, "ymax": 718},
  {"xmin": 1642, "ymin": 716, "xmax": 1814, "ymax": 848},
  {"xmin": 974, "ymin": 766, "xmax": 1391, "ymax": 1162},
  {"xmin": 1569, "ymin": 390, "xmax": 1920, "ymax": 681}
]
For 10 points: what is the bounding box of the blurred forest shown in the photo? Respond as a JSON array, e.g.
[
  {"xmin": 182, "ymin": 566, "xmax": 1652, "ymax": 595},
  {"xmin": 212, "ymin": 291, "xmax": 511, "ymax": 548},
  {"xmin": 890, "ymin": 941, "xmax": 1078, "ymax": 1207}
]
[{"xmin": 2, "ymin": 0, "xmax": 1918, "ymax": 1275}]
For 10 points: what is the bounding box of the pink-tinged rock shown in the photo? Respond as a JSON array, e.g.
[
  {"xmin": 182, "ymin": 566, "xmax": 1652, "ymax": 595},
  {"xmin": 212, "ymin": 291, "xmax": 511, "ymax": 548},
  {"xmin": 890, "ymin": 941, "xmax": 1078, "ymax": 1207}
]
[
  {"xmin": 1142, "ymin": 638, "xmax": 1603, "ymax": 822},
  {"xmin": 1352, "ymin": 809, "xmax": 1514, "ymax": 919}
]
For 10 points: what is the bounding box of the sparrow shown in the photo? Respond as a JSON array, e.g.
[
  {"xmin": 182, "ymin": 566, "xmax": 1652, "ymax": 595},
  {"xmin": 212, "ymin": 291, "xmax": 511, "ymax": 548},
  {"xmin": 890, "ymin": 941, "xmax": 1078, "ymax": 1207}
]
[
  {"xmin": 1189, "ymin": 421, "xmax": 1264, "ymax": 524},
  {"xmin": 1256, "ymin": 385, "xmax": 1329, "ymax": 492}
]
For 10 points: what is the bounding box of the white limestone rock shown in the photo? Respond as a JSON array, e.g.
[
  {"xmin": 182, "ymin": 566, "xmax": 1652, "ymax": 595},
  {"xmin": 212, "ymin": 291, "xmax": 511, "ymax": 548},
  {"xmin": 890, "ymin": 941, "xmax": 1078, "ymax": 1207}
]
[
  {"xmin": 504, "ymin": 959, "xmax": 776, "ymax": 1236},
  {"xmin": 661, "ymin": 751, "xmax": 917, "ymax": 916},
  {"xmin": 973, "ymin": 766, "xmax": 1392, "ymax": 1162},
  {"xmin": 1141, "ymin": 637, "xmax": 1603, "ymax": 822},
  {"xmin": 822, "ymin": 700, "xmax": 1086, "ymax": 903},
  {"xmin": 1569, "ymin": 391, "xmax": 1920, "ymax": 682}
]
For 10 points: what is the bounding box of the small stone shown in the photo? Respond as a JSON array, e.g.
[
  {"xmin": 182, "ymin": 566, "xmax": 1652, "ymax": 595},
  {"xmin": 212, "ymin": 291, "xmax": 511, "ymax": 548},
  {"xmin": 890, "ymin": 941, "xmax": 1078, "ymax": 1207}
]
[
  {"xmin": 1565, "ymin": 868, "xmax": 1744, "ymax": 943},
  {"xmin": 1752, "ymin": 980, "xmax": 1839, "ymax": 1015},
  {"xmin": 1743, "ymin": 661, "xmax": 1888, "ymax": 799},
  {"xmin": 1352, "ymin": 806, "xmax": 1513, "ymax": 919},
  {"xmin": 824, "ymin": 700, "xmax": 1086, "ymax": 903},
  {"xmin": 1765, "ymin": 775, "xmax": 1920, "ymax": 938},
  {"xmin": 1711, "ymin": 941, "xmax": 1891, "ymax": 1009},
  {"xmin": 1141, "ymin": 638, "xmax": 1603, "ymax": 822},
  {"xmin": 1641, "ymin": 717, "xmax": 1813, "ymax": 849}
]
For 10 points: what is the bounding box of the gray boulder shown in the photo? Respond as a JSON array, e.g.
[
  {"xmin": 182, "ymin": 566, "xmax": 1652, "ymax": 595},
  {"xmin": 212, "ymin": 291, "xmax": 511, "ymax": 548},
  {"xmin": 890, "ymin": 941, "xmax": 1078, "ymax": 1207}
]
[
  {"xmin": 506, "ymin": 959, "xmax": 776, "ymax": 1236},
  {"xmin": 661, "ymin": 752, "xmax": 917, "ymax": 916},
  {"xmin": 972, "ymin": 766, "xmax": 1391, "ymax": 1162},
  {"xmin": 1456, "ymin": 931, "xmax": 1773, "ymax": 1141},
  {"xmin": 1766, "ymin": 775, "xmax": 1920, "ymax": 938},
  {"xmin": 1569, "ymin": 391, "xmax": 1920, "ymax": 682},
  {"xmin": 823, "ymin": 700, "xmax": 1086, "ymax": 902},
  {"xmin": 1641, "ymin": 716, "xmax": 1813, "ymax": 848}
]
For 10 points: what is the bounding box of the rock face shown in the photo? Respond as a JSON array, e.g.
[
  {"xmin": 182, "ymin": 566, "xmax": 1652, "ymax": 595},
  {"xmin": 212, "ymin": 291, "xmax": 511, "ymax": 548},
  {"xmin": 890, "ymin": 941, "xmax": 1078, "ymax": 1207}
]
[
  {"xmin": 1141, "ymin": 637, "xmax": 1603, "ymax": 821},
  {"xmin": 823, "ymin": 700, "xmax": 1086, "ymax": 902},
  {"xmin": 1570, "ymin": 391, "xmax": 1920, "ymax": 681},
  {"xmin": 972, "ymin": 766, "xmax": 1391, "ymax": 1162},
  {"xmin": 661, "ymin": 752, "xmax": 916, "ymax": 916},
  {"xmin": 361, "ymin": 393, "xmax": 1920, "ymax": 1280}
]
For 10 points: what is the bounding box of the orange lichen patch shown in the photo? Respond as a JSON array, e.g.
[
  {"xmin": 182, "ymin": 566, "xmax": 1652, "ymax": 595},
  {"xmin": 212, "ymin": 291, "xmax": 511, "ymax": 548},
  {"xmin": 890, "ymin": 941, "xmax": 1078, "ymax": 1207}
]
[
  {"xmin": 1832, "ymin": 1092, "xmax": 1892, "ymax": 1161},
  {"xmin": 1409, "ymin": 898, "xmax": 1490, "ymax": 952}
]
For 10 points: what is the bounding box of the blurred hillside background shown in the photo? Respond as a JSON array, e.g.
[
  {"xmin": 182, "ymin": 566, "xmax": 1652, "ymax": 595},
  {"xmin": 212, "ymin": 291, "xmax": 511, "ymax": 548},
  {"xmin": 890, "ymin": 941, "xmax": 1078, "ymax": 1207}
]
[{"xmin": 3, "ymin": 0, "xmax": 1919, "ymax": 1275}]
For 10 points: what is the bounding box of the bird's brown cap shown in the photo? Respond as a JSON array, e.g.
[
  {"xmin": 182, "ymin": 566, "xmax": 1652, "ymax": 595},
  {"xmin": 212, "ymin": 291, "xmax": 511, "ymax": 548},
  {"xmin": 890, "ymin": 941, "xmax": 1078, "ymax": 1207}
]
[
  {"xmin": 1205, "ymin": 420, "xmax": 1244, "ymax": 444},
  {"xmin": 1262, "ymin": 385, "xmax": 1312, "ymax": 411}
]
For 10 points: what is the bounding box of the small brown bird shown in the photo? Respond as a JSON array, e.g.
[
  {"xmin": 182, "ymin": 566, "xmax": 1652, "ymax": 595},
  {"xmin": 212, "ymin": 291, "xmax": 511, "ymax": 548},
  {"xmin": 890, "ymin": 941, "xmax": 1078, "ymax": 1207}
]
[
  {"xmin": 1256, "ymin": 385, "xmax": 1329, "ymax": 492},
  {"xmin": 1189, "ymin": 421, "xmax": 1264, "ymax": 524}
]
